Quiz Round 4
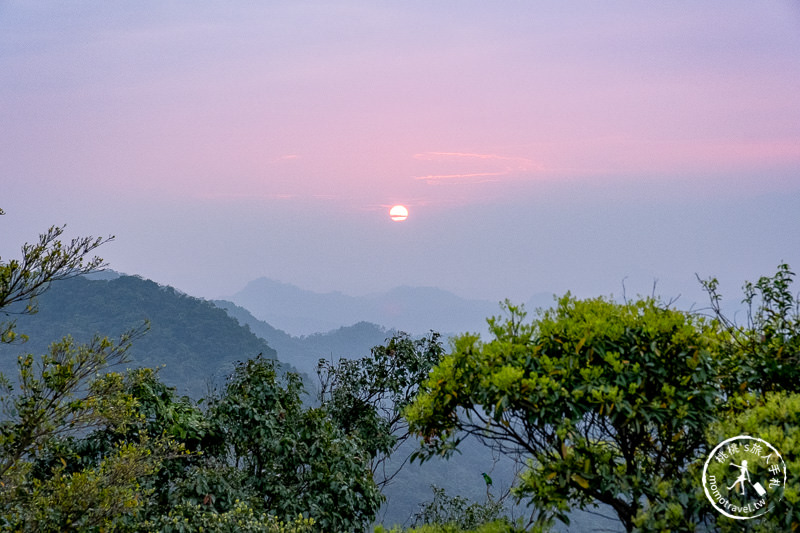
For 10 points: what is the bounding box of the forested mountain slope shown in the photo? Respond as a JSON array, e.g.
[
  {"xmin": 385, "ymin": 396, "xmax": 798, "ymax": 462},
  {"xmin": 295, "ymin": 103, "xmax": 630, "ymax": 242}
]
[{"xmin": 0, "ymin": 275, "xmax": 280, "ymax": 398}]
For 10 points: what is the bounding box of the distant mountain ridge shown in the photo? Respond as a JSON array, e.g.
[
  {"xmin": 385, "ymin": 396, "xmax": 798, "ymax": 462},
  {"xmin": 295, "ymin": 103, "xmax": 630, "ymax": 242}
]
[
  {"xmin": 214, "ymin": 299, "xmax": 393, "ymax": 377},
  {"xmin": 227, "ymin": 277, "xmax": 555, "ymax": 337}
]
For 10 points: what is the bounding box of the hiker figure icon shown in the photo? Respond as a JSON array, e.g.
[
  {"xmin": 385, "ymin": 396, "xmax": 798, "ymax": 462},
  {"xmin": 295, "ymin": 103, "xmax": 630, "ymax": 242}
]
[
  {"xmin": 728, "ymin": 460, "xmax": 752, "ymax": 496},
  {"xmin": 727, "ymin": 459, "xmax": 769, "ymax": 499}
]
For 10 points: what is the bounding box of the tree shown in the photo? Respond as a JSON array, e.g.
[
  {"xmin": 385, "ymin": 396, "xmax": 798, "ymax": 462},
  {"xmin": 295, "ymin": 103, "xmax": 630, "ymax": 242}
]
[
  {"xmin": 0, "ymin": 221, "xmax": 113, "ymax": 344},
  {"xmin": 0, "ymin": 332, "xmax": 141, "ymax": 485},
  {"xmin": 405, "ymin": 296, "xmax": 722, "ymax": 532},
  {"xmin": 316, "ymin": 332, "xmax": 444, "ymax": 487},
  {"xmin": 0, "ymin": 330, "xmax": 181, "ymax": 531},
  {"xmin": 695, "ymin": 264, "xmax": 800, "ymax": 531},
  {"xmin": 149, "ymin": 502, "xmax": 316, "ymax": 533},
  {"xmin": 0, "ymin": 218, "xmax": 176, "ymax": 531},
  {"xmin": 700, "ymin": 262, "xmax": 800, "ymax": 396},
  {"xmin": 376, "ymin": 518, "xmax": 527, "ymax": 533},
  {"xmin": 209, "ymin": 355, "xmax": 384, "ymax": 532},
  {"xmin": 51, "ymin": 367, "xmax": 217, "ymax": 516},
  {"xmin": 7, "ymin": 359, "xmax": 322, "ymax": 532}
]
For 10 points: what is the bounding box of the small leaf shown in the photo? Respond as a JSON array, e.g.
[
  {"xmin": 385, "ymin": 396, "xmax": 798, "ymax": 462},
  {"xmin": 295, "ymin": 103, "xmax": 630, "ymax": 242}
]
[
  {"xmin": 572, "ymin": 473, "xmax": 590, "ymax": 489},
  {"xmin": 575, "ymin": 336, "xmax": 587, "ymax": 354}
]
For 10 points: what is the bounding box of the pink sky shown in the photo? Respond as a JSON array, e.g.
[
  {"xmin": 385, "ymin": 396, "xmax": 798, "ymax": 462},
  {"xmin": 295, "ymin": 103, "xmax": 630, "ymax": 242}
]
[{"xmin": 2, "ymin": 2, "xmax": 799, "ymax": 304}]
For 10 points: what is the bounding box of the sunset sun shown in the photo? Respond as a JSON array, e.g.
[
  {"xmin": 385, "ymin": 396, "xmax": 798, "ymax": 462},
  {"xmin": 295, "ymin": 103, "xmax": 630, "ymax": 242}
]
[{"xmin": 389, "ymin": 205, "xmax": 409, "ymax": 222}]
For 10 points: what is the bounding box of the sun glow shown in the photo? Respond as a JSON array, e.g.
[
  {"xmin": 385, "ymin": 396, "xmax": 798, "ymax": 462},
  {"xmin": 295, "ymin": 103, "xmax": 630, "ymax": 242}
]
[{"xmin": 389, "ymin": 205, "xmax": 408, "ymax": 222}]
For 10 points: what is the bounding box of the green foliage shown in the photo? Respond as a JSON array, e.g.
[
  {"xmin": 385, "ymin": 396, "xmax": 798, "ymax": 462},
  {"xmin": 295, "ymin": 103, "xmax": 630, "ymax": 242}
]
[
  {"xmin": 0, "ymin": 224, "xmax": 112, "ymax": 344},
  {"xmin": 701, "ymin": 263, "xmax": 800, "ymax": 395},
  {"xmin": 409, "ymin": 486, "xmax": 505, "ymax": 530},
  {"xmin": 210, "ymin": 355, "xmax": 384, "ymax": 531},
  {"xmin": 0, "ymin": 335, "xmax": 188, "ymax": 531},
  {"xmin": 0, "ymin": 331, "xmax": 144, "ymax": 488},
  {"xmin": 0, "ymin": 347, "xmax": 330, "ymax": 532},
  {"xmin": 704, "ymin": 392, "xmax": 800, "ymax": 532},
  {"xmin": 70, "ymin": 367, "xmax": 219, "ymax": 517},
  {"xmin": 376, "ymin": 519, "xmax": 529, "ymax": 533},
  {"xmin": 406, "ymin": 296, "xmax": 722, "ymax": 532},
  {"xmin": 2, "ymin": 436, "xmax": 178, "ymax": 532},
  {"xmin": 0, "ymin": 221, "xmax": 170, "ymax": 531},
  {"xmin": 317, "ymin": 332, "xmax": 444, "ymax": 486},
  {"xmin": 149, "ymin": 503, "xmax": 315, "ymax": 533}
]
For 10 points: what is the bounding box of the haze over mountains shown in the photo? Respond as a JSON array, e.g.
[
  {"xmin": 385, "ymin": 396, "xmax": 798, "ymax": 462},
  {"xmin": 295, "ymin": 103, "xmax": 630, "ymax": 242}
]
[
  {"xmin": 213, "ymin": 299, "xmax": 393, "ymax": 377},
  {"xmin": 0, "ymin": 269, "xmax": 738, "ymax": 395},
  {"xmin": 226, "ymin": 276, "xmax": 556, "ymax": 337},
  {"xmin": 1, "ymin": 271, "xmax": 555, "ymax": 393}
]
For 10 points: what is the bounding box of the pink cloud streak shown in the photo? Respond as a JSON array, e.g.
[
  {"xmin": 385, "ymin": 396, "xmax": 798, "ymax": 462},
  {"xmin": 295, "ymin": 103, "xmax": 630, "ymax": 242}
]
[{"xmin": 412, "ymin": 151, "xmax": 541, "ymax": 183}]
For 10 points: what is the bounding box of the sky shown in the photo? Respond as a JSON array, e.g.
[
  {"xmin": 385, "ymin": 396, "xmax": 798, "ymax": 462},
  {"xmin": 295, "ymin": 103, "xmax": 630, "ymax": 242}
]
[{"xmin": 2, "ymin": 2, "xmax": 799, "ymax": 310}]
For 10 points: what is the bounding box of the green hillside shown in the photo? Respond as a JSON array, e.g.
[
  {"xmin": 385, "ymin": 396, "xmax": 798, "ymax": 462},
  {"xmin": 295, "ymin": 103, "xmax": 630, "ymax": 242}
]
[{"xmin": 0, "ymin": 274, "xmax": 280, "ymax": 398}]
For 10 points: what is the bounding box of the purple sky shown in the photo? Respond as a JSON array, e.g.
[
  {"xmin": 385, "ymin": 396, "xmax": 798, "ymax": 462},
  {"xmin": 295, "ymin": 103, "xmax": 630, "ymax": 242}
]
[{"xmin": 2, "ymin": 2, "xmax": 799, "ymax": 308}]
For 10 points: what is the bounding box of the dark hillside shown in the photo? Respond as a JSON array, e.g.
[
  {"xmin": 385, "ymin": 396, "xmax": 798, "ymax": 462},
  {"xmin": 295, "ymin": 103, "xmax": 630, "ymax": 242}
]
[{"xmin": 0, "ymin": 275, "xmax": 280, "ymax": 398}]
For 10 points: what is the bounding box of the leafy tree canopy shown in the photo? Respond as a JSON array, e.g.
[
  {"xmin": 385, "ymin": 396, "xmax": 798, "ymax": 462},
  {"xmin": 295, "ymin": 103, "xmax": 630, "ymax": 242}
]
[
  {"xmin": 406, "ymin": 296, "xmax": 722, "ymax": 532},
  {"xmin": 317, "ymin": 332, "xmax": 444, "ymax": 487},
  {"xmin": 209, "ymin": 355, "xmax": 384, "ymax": 531}
]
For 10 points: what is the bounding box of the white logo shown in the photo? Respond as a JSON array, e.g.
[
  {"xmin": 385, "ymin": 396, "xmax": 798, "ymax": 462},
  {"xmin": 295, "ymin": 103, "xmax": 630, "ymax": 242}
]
[{"xmin": 702, "ymin": 435, "xmax": 786, "ymax": 520}]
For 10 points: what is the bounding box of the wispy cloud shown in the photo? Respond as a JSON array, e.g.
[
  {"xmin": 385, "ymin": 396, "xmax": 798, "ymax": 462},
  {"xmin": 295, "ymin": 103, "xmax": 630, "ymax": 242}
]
[
  {"xmin": 414, "ymin": 152, "xmax": 528, "ymax": 162},
  {"xmin": 198, "ymin": 192, "xmax": 298, "ymax": 200},
  {"xmin": 412, "ymin": 151, "xmax": 538, "ymax": 183},
  {"xmin": 414, "ymin": 172, "xmax": 506, "ymax": 181}
]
